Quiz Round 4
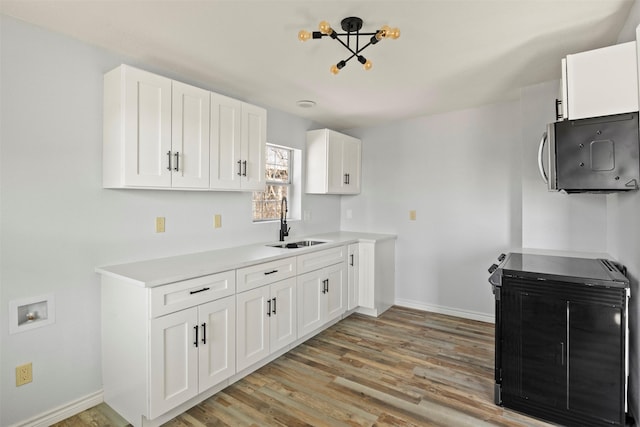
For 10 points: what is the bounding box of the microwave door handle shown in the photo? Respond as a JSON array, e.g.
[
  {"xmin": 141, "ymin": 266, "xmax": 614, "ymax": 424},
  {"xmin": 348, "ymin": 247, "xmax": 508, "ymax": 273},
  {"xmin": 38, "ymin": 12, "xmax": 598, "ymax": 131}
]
[{"xmin": 538, "ymin": 131, "xmax": 548, "ymax": 184}]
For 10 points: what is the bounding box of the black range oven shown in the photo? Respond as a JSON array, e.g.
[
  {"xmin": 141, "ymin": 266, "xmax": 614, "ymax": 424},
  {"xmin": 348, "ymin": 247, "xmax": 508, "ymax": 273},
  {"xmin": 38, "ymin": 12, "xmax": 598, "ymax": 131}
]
[{"xmin": 488, "ymin": 252, "xmax": 630, "ymax": 427}]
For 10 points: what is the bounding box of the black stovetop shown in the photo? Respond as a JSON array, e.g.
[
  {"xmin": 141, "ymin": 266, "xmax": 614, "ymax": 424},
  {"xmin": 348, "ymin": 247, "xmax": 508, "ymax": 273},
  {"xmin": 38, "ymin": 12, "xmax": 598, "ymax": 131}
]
[{"xmin": 500, "ymin": 252, "xmax": 628, "ymax": 288}]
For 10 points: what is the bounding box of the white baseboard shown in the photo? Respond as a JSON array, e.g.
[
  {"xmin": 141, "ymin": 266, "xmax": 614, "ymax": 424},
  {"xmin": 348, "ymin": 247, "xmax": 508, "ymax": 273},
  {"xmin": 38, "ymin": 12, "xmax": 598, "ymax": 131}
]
[
  {"xmin": 10, "ymin": 390, "xmax": 103, "ymax": 427},
  {"xmin": 395, "ymin": 298, "xmax": 495, "ymax": 323}
]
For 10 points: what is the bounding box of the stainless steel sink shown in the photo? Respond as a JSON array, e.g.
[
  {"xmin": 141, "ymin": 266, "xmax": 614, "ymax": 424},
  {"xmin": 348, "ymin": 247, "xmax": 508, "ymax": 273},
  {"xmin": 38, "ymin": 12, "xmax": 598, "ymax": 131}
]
[{"xmin": 269, "ymin": 240, "xmax": 327, "ymax": 249}]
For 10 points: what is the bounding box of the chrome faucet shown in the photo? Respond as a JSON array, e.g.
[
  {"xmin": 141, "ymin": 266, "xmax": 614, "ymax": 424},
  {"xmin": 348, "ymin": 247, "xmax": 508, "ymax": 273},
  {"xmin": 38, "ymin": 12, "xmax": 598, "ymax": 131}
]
[{"xmin": 279, "ymin": 196, "xmax": 290, "ymax": 241}]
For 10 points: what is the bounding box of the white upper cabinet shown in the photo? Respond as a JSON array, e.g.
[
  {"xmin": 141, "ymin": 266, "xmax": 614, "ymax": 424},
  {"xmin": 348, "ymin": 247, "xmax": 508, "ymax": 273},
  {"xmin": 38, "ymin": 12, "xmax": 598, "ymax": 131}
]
[
  {"xmin": 306, "ymin": 129, "xmax": 361, "ymax": 195},
  {"xmin": 210, "ymin": 93, "xmax": 266, "ymax": 191},
  {"xmin": 103, "ymin": 64, "xmax": 265, "ymax": 192},
  {"xmin": 171, "ymin": 81, "xmax": 210, "ymax": 189},
  {"xmin": 561, "ymin": 41, "xmax": 638, "ymax": 120},
  {"xmin": 104, "ymin": 65, "xmax": 210, "ymax": 189},
  {"xmin": 104, "ymin": 65, "xmax": 172, "ymax": 188},
  {"xmin": 210, "ymin": 93, "xmax": 242, "ymax": 190},
  {"xmin": 241, "ymin": 103, "xmax": 267, "ymax": 191}
]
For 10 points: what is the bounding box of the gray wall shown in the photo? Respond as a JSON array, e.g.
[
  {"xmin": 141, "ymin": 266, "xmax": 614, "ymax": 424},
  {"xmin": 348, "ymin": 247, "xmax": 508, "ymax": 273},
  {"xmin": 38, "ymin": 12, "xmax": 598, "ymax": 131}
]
[
  {"xmin": 519, "ymin": 80, "xmax": 608, "ymax": 252},
  {"xmin": 609, "ymin": 3, "xmax": 640, "ymax": 420},
  {"xmin": 343, "ymin": 102, "xmax": 521, "ymax": 319},
  {"xmin": 0, "ymin": 15, "xmax": 340, "ymax": 426}
]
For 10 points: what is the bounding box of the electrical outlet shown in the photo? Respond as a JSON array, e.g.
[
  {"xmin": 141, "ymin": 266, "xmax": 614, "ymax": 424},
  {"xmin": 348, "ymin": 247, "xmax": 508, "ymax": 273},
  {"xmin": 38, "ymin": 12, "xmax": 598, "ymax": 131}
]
[
  {"xmin": 409, "ymin": 210, "xmax": 417, "ymax": 221},
  {"xmin": 16, "ymin": 363, "xmax": 32, "ymax": 386},
  {"xmin": 156, "ymin": 217, "xmax": 165, "ymax": 233},
  {"xmin": 214, "ymin": 214, "xmax": 222, "ymax": 229}
]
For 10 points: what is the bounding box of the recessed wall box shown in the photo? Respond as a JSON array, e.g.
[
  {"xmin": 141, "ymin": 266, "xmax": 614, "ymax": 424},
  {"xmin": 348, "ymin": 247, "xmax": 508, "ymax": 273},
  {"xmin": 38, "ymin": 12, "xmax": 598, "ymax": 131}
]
[{"xmin": 9, "ymin": 294, "xmax": 55, "ymax": 334}]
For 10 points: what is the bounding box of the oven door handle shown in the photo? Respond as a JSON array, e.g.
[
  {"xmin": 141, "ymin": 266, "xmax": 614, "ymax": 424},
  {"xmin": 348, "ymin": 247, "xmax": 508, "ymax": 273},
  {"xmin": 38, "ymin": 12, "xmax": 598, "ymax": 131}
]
[{"xmin": 538, "ymin": 131, "xmax": 548, "ymax": 184}]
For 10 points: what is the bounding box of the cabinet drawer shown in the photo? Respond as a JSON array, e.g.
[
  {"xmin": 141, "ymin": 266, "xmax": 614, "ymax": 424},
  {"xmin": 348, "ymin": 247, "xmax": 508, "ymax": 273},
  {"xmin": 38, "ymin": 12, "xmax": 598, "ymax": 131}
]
[
  {"xmin": 297, "ymin": 246, "xmax": 346, "ymax": 274},
  {"xmin": 150, "ymin": 270, "xmax": 235, "ymax": 318},
  {"xmin": 236, "ymin": 257, "xmax": 296, "ymax": 293}
]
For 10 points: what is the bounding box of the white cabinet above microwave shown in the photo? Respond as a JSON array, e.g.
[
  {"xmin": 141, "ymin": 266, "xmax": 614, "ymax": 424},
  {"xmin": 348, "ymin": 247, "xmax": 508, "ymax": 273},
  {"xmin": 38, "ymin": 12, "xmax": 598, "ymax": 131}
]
[{"xmin": 560, "ymin": 41, "xmax": 638, "ymax": 120}]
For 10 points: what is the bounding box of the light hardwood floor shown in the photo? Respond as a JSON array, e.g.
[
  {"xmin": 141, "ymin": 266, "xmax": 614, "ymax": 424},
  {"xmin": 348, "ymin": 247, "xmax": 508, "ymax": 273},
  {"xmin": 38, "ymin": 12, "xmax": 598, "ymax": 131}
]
[{"xmin": 54, "ymin": 306, "xmax": 553, "ymax": 426}]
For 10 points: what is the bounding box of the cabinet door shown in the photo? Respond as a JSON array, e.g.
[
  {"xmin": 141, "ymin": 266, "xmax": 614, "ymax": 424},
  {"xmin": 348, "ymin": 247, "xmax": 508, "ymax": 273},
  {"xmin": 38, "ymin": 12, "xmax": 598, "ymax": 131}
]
[
  {"xmin": 241, "ymin": 103, "xmax": 266, "ymax": 191},
  {"xmin": 325, "ymin": 262, "xmax": 347, "ymax": 322},
  {"xmin": 327, "ymin": 133, "xmax": 345, "ymax": 194},
  {"xmin": 171, "ymin": 81, "xmax": 210, "ymax": 189},
  {"xmin": 568, "ymin": 301, "xmax": 624, "ymax": 423},
  {"xmin": 123, "ymin": 66, "xmax": 172, "ymax": 187},
  {"xmin": 297, "ymin": 270, "xmax": 325, "ymax": 337},
  {"xmin": 210, "ymin": 93, "xmax": 242, "ymax": 190},
  {"xmin": 270, "ymin": 278, "xmax": 297, "ymax": 353},
  {"xmin": 198, "ymin": 296, "xmax": 236, "ymax": 392},
  {"xmin": 347, "ymin": 244, "xmax": 359, "ymax": 310},
  {"xmin": 565, "ymin": 42, "xmax": 638, "ymax": 119},
  {"xmin": 501, "ymin": 287, "xmax": 567, "ymax": 409},
  {"xmin": 341, "ymin": 136, "xmax": 361, "ymax": 194},
  {"xmin": 149, "ymin": 308, "xmax": 198, "ymax": 419},
  {"xmin": 236, "ymin": 286, "xmax": 270, "ymax": 371}
]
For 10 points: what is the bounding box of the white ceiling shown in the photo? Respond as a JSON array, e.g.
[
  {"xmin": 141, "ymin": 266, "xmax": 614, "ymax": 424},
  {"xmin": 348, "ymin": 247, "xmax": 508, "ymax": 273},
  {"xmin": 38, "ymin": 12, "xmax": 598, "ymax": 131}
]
[{"xmin": 1, "ymin": 0, "xmax": 634, "ymax": 130}]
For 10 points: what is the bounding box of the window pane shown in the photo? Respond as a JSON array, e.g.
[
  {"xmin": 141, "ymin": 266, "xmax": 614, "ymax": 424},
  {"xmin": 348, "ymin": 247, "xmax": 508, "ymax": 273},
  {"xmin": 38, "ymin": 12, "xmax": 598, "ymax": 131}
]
[
  {"xmin": 253, "ymin": 144, "xmax": 292, "ymax": 222},
  {"xmin": 253, "ymin": 184, "xmax": 288, "ymax": 221},
  {"xmin": 265, "ymin": 146, "xmax": 290, "ymax": 184}
]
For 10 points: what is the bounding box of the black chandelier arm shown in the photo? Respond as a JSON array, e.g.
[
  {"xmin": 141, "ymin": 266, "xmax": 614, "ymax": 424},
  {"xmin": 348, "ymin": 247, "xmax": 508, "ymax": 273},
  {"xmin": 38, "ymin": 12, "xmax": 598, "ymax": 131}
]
[
  {"xmin": 333, "ymin": 34, "xmax": 360, "ymax": 57},
  {"xmin": 354, "ymin": 39, "xmax": 375, "ymax": 56},
  {"xmin": 341, "ymin": 53, "xmax": 357, "ymax": 65},
  {"xmin": 312, "ymin": 32, "xmax": 379, "ymax": 40}
]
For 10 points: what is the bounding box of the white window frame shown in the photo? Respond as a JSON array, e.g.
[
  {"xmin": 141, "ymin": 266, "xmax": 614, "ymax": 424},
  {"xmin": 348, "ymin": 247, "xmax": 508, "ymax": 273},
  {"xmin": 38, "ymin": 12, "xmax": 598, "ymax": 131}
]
[{"xmin": 253, "ymin": 143, "xmax": 298, "ymax": 223}]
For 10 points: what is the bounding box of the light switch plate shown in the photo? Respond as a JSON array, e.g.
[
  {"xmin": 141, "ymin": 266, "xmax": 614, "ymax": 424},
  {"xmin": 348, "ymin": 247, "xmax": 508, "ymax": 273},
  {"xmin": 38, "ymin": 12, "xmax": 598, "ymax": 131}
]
[
  {"xmin": 409, "ymin": 210, "xmax": 417, "ymax": 221},
  {"xmin": 156, "ymin": 217, "xmax": 165, "ymax": 233},
  {"xmin": 214, "ymin": 214, "xmax": 222, "ymax": 229}
]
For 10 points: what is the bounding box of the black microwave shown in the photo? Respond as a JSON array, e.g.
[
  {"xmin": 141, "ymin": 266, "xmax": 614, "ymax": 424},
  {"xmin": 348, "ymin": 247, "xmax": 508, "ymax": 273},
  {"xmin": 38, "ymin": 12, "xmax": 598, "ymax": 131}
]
[{"xmin": 539, "ymin": 112, "xmax": 640, "ymax": 193}]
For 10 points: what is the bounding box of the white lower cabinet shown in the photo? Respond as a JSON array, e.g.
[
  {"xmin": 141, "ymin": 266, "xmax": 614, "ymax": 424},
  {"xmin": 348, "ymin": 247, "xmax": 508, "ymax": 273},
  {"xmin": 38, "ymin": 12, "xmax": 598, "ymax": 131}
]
[
  {"xmin": 99, "ymin": 240, "xmax": 395, "ymax": 427},
  {"xmin": 297, "ymin": 261, "xmax": 347, "ymax": 338},
  {"xmin": 149, "ymin": 295, "xmax": 235, "ymax": 420},
  {"xmin": 149, "ymin": 308, "xmax": 197, "ymax": 419},
  {"xmin": 347, "ymin": 243, "xmax": 359, "ymax": 310},
  {"xmin": 356, "ymin": 239, "xmax": 396, "ymax": 317},
  {"xmin": 197, "ymin": 298, "xmax": 236, "ymax": 391},
  {"xmin": 236, "ymin": 277, "xmax": 297, "ymax": 372}
]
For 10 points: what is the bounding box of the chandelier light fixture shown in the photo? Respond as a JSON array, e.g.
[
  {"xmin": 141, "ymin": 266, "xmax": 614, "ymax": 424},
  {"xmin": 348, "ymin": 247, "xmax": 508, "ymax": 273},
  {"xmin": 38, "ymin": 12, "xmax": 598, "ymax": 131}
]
[{"xmin": 298, "ymin": 17, "xmax": 400, "ymax": 74}]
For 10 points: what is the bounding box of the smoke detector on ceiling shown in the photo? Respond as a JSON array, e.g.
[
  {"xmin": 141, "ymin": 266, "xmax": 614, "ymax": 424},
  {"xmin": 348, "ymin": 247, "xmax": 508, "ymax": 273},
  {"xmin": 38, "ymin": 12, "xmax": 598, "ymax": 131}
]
[{"xmin": 296, "ymin": 100, "xmax": 316, "ymax": 108}]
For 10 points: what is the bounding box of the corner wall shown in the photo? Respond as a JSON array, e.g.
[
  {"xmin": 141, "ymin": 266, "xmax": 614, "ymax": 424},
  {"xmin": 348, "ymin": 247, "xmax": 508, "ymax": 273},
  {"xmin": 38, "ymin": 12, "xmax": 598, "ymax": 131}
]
[
  {"xmin": 343, "ymin": 101, "xmax": 522, "ymax": 320},
  {"xmin": 607, "ymin": 5, "xmax": 640, "ymax": 419}
]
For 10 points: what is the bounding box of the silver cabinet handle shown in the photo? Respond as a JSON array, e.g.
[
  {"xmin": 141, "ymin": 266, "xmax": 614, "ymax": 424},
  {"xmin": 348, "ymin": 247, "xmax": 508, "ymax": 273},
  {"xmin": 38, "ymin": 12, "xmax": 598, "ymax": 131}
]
[
  {"xmin": 242, "ymin": 160, "xmax": 247, "ymax": 177},
  {"xmin": 538, "ymin": 132, "xmax": 548, "ymax": 184},
  {"xmin": 237, "ymin": 160, "xmax": 242, "ymax": 176},
  {"xmin": 167, "ymin": 151, "xmax": 172, "ymax": 171},
  {"xmin": 174, "ymin": 152, "xmax": 179, "ymax": 171}
]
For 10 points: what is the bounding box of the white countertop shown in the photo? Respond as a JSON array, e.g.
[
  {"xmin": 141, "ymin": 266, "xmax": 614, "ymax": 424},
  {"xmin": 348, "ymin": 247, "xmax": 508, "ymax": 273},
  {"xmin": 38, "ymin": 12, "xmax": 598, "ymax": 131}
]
[{"xmin": 96, "ymin": 231, "xmax": 396, "ymax": 288}]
